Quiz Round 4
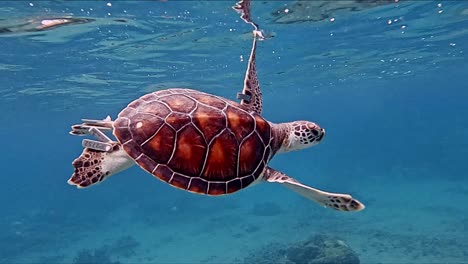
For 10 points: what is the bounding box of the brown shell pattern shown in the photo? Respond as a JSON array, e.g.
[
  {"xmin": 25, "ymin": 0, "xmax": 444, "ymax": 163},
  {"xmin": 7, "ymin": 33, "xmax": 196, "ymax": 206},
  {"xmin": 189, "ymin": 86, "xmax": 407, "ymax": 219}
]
[{"xmin": 113, "ymin": 88, "xmax": 272, "ymax": 195}]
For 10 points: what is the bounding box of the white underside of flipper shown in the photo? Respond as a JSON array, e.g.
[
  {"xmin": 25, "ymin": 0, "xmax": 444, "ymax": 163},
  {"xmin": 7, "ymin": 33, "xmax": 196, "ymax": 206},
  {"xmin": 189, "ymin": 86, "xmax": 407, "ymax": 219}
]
[{"xmin": 264, "ymin": 167, "xmax": 365, "ymax": 212}]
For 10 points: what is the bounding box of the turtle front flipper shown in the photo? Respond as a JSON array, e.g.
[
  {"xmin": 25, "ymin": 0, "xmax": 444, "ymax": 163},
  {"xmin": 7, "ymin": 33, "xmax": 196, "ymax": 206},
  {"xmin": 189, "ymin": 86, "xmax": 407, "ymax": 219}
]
[
  {"xmin": 233, "ymin": 0, "xmax": 266, "ymax": 115},
  {"xmin": 68, "ymin": 144, "xmax": 134, "ymax": 188},
  {"xmin": 264, "ymin": 167, "xmax": 365, "ymax": 212}
]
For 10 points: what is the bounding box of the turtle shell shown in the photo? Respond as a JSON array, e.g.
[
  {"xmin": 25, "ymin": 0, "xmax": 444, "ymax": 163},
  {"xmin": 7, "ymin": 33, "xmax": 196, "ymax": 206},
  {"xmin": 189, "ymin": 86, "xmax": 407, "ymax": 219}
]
[{"xmin": 113, "ymin": 88, "xmax": 272, "ymax": 195}]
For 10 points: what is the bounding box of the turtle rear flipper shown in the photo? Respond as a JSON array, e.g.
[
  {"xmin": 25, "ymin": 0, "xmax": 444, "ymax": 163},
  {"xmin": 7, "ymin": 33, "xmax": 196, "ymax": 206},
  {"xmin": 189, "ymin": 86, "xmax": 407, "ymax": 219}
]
[
  {"xmin": 264, "ymin": 167, "xmax": 365, "ymax": 212},
  {"xmin": 68, "ymin": 145, "xmax": 134, "ymax": 188},
  {"xmin": 69, "ymin": 116, "xmax": 113, "ymax": 136}
]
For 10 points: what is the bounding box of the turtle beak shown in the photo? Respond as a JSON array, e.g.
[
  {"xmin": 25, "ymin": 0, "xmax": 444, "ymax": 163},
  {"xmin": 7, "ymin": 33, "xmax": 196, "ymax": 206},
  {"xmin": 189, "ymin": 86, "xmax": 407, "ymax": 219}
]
[{"xmin": 318, "ymin": 128, "xmax": 325, "ymax": 141}]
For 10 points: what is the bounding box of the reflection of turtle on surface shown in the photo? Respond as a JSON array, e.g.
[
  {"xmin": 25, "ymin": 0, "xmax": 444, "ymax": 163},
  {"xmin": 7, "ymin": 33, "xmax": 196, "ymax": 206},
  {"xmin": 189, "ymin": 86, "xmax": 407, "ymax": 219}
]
[
  {"xmin": 0, "ymin": 16, "xmax": 128, "ymax": 35},
  {"xmin": 271, "ymin": 0, "xmax": 399, "ymax": 24},
  {"xmin": 69, "ymin": 0, "xmax": 364, "ymax": 212},
  {"xmin": 0, "ymin": 17, "xmax": 95, "ymax": 34}
]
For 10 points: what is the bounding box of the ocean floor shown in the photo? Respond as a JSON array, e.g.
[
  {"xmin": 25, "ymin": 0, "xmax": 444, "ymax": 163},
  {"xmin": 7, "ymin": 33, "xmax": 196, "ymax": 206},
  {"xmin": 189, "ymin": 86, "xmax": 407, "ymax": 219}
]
[{"xmin": 3, "ymin": 171, "xmax": 468, "ymax": 264}]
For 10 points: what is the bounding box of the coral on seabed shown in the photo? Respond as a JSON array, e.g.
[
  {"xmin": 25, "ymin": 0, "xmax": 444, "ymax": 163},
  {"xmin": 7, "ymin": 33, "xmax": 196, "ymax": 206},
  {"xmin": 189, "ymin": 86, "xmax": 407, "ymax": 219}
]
[
  {"xmin": 72, "ymin": 248, "xmax": 121, "ymax": 264},
  {"xmin": 71, "ymin": 235, "xmax": 140, "ymax": 264},
  {"xmin": 107, "ymin": 235, "xmax": 140, "ymax": 258},
  {"xmin": 243, "ymin": 234, "xmax": 360, "ymax": 264}
]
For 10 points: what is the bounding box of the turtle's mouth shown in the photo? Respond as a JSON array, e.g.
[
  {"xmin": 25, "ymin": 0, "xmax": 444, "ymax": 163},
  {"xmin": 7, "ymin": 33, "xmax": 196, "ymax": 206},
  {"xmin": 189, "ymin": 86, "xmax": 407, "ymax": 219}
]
[{"xmin": 317, "ymin": 129, "xmax": 325, "ymax": 141}]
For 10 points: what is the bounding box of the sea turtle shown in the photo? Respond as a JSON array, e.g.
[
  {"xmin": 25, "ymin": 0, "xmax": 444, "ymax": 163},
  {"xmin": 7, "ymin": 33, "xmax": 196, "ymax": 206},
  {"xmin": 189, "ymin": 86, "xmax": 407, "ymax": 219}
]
[{"xmin": 68, "ymin": 0, "xmax": 364, "ymax": 212}]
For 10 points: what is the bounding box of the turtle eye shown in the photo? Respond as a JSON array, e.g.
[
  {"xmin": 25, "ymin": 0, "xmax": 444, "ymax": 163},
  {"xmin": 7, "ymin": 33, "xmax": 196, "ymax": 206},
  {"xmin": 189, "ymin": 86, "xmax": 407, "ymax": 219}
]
[{"xmin": 311, "ymin": 129, "xmax": 319, "ymax": 136}]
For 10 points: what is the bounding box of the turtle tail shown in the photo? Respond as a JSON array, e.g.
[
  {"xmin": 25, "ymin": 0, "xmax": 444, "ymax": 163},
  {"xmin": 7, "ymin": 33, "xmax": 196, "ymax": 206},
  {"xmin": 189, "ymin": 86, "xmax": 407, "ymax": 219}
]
[{"xmin": 68, "ymin": 145, "xmax": 134, "ymax": 188}]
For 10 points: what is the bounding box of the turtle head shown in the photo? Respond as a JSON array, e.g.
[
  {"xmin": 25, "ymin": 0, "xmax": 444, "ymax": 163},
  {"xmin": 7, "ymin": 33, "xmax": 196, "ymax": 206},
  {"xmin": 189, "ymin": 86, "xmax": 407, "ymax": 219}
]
[
  {"xmin": 68, "ymin": 143, "xmax": 134, "ymax": 188},
  {"xmin": 278, "ymin": 121, "xmax": 325, "ymax": 153}
]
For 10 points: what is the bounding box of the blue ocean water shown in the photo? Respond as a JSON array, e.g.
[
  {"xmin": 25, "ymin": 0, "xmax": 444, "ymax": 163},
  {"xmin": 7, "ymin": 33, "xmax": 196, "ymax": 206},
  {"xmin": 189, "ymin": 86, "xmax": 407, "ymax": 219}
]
[{"xmin": 1, "ymin": 0, "xmax": 467, "ymax": 263}]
